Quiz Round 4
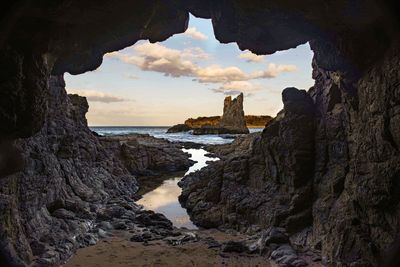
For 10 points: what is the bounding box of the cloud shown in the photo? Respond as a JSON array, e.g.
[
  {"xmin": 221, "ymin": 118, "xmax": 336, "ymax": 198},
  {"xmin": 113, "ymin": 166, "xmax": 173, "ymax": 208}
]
[
  {"xmin": 183, "ymin": 27, "xmax": 208, "ymax": 41},
  {"xmin": 211, "ymin": 81, "xmax": 261, "ymax": 95},
  {"xmin": 196, "ymin": 63, "xmax": 297, "ymax": 83},
  {"xmin": 211, "ymin": 88, "xmax": 242, "ymax": 96},
  {"xmin": 66, "ymin": 89, "xmax": 127, "ymax": 103},
  {"xmin": 108, "ymin": 42, "xmax": 297, "ymax": 95},
  {"xmin": 196, "ymin": 65, "xmax": 249, "ymax": 83},
  {"xmin": 181, "ymin": 47, "xmax": 210, "ymax": 60},
  {"xmin": 238, "ymin": 51, "xmax": 265, "ymax": 63},
  {"xmin": 107, "ymin": 42, "xmax": 208, "ymax": 78},
  {"xmin": 258, "ymin": 63, "xmax": 298, "ymax": 78}
]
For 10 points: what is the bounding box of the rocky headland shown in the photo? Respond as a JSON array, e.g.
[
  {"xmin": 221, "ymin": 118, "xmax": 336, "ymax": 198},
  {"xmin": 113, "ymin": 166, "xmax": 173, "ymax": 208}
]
[
  {"xmin": 183, "ymin": 115, "xmax": 272, "ymax": 129},
  {"xmin": 168, "ymin": 93, "xmax": 269, "ymax": 135}
]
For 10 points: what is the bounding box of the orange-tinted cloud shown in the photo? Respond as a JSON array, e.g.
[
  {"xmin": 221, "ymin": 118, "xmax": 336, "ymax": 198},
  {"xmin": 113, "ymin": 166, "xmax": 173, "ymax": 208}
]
[
  {"xmin": 238, "ymin": 51, "xmax": 265, "ymax": 63},
  {"xmin": 106, "ymin": 42, "xmax": 297, "ymax": 94}
]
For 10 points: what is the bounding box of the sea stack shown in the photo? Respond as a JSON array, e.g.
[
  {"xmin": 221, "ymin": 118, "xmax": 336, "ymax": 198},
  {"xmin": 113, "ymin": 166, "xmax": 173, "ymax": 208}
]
[
  {"xmin": 192, "ymin": 93, "xmax": 250, "ymax": 135},
  {"xmin": 167, "ymin": 93, "xmax": 258, "ymax": 134},
  {"xmin": 218, "ymin": 93, "xmax": 249, "ymax": 134}
]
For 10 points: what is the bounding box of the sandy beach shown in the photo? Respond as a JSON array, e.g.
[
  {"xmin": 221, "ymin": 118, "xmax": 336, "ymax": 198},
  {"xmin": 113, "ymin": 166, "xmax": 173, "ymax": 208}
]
[{"xmin": 63, "ymin": 229, "xmax": 276, "ymax": 267}]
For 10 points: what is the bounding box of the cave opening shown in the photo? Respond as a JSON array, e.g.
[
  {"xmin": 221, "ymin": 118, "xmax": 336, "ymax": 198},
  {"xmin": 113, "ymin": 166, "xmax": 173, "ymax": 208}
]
[
  {"xmin": 1, "ymin": 2, "xmax": 399, "ymax": 266},
  {"xmin": 61, "ymin": 13, "xmax": 315, "ymax": 238},
  {"xmin": 64, "ymin": 14, "xmax": 314, "ymax": 131}
]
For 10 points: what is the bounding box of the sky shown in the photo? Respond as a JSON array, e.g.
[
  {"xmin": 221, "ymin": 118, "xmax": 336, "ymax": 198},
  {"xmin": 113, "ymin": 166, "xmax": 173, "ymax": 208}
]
[{"xmin": 65, "ymin": 15, "xmax": 314, "ymax": 126}]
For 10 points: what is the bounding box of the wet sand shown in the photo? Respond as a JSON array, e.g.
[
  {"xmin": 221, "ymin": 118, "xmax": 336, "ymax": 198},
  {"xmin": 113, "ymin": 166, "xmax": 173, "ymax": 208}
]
[{"xmin": 63, "ymin": 229, "xmax": 276, "ymax": 267}]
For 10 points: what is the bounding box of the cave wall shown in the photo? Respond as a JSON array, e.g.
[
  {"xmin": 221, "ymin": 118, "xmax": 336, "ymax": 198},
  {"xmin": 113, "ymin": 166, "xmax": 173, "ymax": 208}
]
[
  {"xmin": 310, "ymin": 37, "xmax": 400, "ymax": 265},
  {"xmin": 0, "ymin": 0, "xmax": 398, "ymax": 139},
  {"xmin": 180, "ymin": 39, "xmax": 400, "ymax": 265},
  {"xmin": 0, "ymin": 75, "xmax": 192, "ymax": 266},
  {"xmin": 0, "ymin": 0, "xmax": 399, "ymax": 266},
  {"xmin": 0, "ymin": 76, "xmax": 139, "ymax": 266}
]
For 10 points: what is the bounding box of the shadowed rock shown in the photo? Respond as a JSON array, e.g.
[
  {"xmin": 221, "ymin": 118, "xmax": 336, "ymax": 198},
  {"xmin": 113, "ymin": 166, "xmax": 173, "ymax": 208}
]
[
  {"xmin": 0, "ymin": 139, "xmax": 24, "ymax": 178},
  {"xmin": 179, "ymin": 87, "xmax": 315, "ymax": 235},
  {"xmin": 1, "ymin": 1, "xmax": 400, "ymax": 266},
  {"xmin": 0, "ymin": 76, "xmax": 193, "ymax": 266}
]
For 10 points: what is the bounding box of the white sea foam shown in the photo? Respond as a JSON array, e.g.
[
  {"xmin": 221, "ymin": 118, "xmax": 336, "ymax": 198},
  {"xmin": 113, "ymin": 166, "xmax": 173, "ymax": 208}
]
[{"xmin": 90, "ymin": 126, "xmax": 262, "ymax": 145}]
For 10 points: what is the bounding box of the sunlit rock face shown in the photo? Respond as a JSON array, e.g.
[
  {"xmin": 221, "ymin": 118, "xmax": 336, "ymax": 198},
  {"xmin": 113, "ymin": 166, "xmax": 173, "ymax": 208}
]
[
  {"xmin": 0, "ymin": 1, "xmax": 399, "ymax": 266},
  {"xmin": 218, "ymin": 93, "xmax": 249, "ymax": 134},
  {"xmin": 192, "ymin": 93, "xmax": 249, "ymax": 134}
]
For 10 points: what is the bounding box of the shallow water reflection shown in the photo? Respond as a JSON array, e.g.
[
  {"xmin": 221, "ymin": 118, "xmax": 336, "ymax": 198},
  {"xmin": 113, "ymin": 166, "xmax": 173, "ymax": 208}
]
[{"xmin": 137, "ymin": 148, "xmax": 218, "ymax": 229}]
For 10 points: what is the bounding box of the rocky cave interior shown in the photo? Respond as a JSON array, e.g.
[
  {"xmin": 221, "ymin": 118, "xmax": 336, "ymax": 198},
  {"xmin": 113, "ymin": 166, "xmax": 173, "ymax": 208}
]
[{"xmin": 0, "ymin": 1, "xmax": 400, "ymax": 266}]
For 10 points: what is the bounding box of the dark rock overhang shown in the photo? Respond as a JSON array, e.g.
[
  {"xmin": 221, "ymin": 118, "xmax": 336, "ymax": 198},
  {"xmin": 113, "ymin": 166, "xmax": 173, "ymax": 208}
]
[
  {"xmin": 2, "ymin": 1, "xmax": 399, "ymax": 74},
  {"xmin": 0, "ymin": 0, "xmax": 399, "ymax": 138}
]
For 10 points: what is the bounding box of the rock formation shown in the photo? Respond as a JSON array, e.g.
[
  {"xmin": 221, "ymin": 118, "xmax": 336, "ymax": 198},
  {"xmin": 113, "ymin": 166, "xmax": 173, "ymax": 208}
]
[
  {"xmin": 168, "ymin": 94, "xmax": 252, "ymax": 134},
  {"xmin": 167, "ymin": 124, "xmax": 192, "ymax": 134},
  {"xmin": 180, "ymin": 87, "xmax": 316, "ymax": 231},
  {"xmin": 100, "ymin": 134, "xmax": 194, "ymax": 176},
  {"xmin": 179, "ymin": 39, "xmax": 400, "ymax": 266},
  {"xmin": 0, "ymin": 75, "xmax": 192, "ymax": 266},
  {"xmin": 184, "ymin": 116, "xmax": 220, "ymax": 128},
  {"xmin": 219, "ymin": 93, "xmax": 248, "ymax": 133},
  {"xmin": 0, "ymin": 1, "xmax": 400, "ymax": 266},
  {"xmin": 168, "ymin": 115, "xmax": 272, "ymax": 133},
  {"xmin": 193, "ymin": 93, "xmax": 249, "ymax": 134}
]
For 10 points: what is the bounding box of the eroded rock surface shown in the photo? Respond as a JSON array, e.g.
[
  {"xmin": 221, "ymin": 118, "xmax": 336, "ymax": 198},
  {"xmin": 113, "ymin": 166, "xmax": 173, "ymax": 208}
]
[
  {"xmin": 218, "ymin": 93, "xmax": 249, "ymax": 134},
  {"xmin": 100, "ymin": 134, "xmax": 193, "ymax": 176},
  {"xmin": 180, "ymin": 40, "xmax": 400, "ymax": 266},
  {"xmin": 192, "ymin": 93, "xmax": 249, "ymax": 135},
  {"xmin": 180, "ymin": 87, "xmax": 315, "ymax": 234},
  {"xmin": 0, "ymin": 1, "xmax": 400, "ymax": 266},
  {"xmin": 170, "ymin": 93, "xmax": 250, "ymax": 135},
  {"xmin": 0, "ymin": 76, "xmax": 192, "ymax": 266}
]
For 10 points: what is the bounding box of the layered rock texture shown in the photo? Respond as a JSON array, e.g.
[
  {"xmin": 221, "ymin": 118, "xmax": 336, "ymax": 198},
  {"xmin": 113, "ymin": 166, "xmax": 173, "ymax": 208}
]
[
  {"xmin": 100, "ymin": 134, "xmax": 193, "ymax": 176},
  {"xmin": 180, "ymin": 40, "xmax": 400, "ymax": 266},
  {"xmin": 1, "ymin": 1, "xmax": 400, "ymax": 266},
  {"xmin": 168, "ymin": 93, "xmax": 252, "ymax": 134},
  {"xmin": 218, "ymin": 93, "xmax": 248, "ymax": 133},
  {"xmin": 180, "ymin": 87, "xmax": 316, "ymax": 235},
  {"xmin": 0, "ymin": 76, "xmax": 192, "ymax": 266}
]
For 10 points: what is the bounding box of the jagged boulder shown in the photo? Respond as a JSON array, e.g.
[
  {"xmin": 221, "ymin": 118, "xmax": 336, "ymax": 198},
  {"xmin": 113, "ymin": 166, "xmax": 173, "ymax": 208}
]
[{"xmin": 179, "ymin": 87, "xmax": 315, "ymax": 233}]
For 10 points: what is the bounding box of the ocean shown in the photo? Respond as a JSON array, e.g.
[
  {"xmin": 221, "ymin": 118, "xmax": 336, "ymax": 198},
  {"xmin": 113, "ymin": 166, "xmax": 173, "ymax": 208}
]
[
  {"xmin": 90, "ymin": 126, "xmax": 264, "ymax": 145},
  {"xmin": 90, "ymin": 126, "xmax": 264, "ymax": 229}
]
